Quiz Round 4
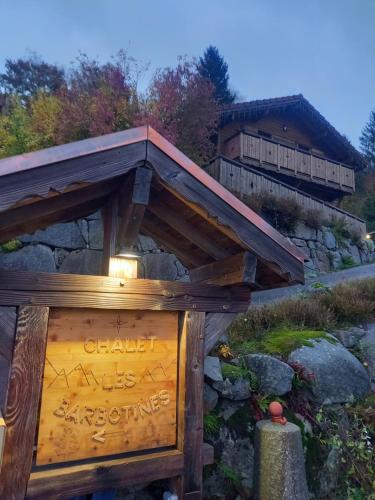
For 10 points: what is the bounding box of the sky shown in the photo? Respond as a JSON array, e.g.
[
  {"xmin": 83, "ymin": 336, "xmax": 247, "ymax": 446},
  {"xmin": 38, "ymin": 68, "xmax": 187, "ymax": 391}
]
[{"xmin": 0, "ymin": 0, "xmax": 374, "ymax": 148}]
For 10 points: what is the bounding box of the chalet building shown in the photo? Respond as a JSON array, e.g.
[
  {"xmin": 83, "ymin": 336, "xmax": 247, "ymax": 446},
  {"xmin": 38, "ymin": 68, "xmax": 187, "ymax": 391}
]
[{"xmin": 206, "ymin": 95, "xmax": 366, "ymax": 234}]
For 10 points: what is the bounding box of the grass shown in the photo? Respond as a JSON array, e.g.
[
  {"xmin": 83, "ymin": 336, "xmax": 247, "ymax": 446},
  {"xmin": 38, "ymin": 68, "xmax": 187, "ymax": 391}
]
[
  {"xmin": 233, "ymin": 328, "xmax": 334, "ymax": 357},
  {"xmin": 229, "ymin": 278, "xmax": 375, "ymax": 357}
]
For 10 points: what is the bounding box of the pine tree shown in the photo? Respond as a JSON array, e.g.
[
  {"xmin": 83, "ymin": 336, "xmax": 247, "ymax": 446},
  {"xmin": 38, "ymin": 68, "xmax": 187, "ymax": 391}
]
[
  {"xmin": 198, "ymin": 46, "xmax": 236, "ymax": 105},
  {"xmin": 359, "ymin": 109, "xmax": 375, "ymax": 169}
]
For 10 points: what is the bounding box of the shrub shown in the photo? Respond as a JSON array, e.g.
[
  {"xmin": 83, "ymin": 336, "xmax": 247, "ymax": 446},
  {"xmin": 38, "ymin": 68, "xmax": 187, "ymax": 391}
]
[
  {"xmin": 203, "ymin": 413, "xmax": 221, "ymax": 436},
  {"xmin": 302, "ymin": 209, "xmax": 323, "ymax": 230},
  {"xmin": 329, "ymin": 216, "xmax": 351, "ymax": 246},
  {"xmin": 338, "ymin": 255, "xmax": 357, "ymax": 269}
]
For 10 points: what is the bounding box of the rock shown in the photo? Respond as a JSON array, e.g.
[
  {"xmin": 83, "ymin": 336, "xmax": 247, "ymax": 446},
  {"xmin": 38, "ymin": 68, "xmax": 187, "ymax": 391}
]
[
  {"xmin": 359, "ymin": 322, "xmax": 375, "ymax": 382},
  {"xmin": 323, "ymin": 230, "xmax": 336, "ymax": 250},
  {"xmin": 218, "ymin": 400, "xmax": 245, "ymax": 421},
  {"xmin": 293, "ymin": 222, "xmax": 317, "ymax": 241},
  {"xmin": 204, "ymin": 356, "xmax": 223, "ymax": 382},
  {"xmin": 20, "ymin": 222, "xmax": 86, "ymax": 249},
  {"xmin": 77, "ymin": 219, "xmax": 89, "ymax": 245},
  {"xmin": 213, "ymin": 378, "xmax": 251, "ymax": 401},
  {"xmin": 288, "ymin": 338, "xmax": 371, "ymax": 404},
  {"xmin": 136, "ymin": 234, "xmax": 158, "ymax": 252},
  {"xmin": 59, "ymin": 249, "xmax": 102, "ymax": 275},
  {"xmin": 317, "ymin": 447, "xmax": 341, "ymax": 498},
  {"xmin": 221, "ymin": 435, "xmax": 254, "ymax": 497},
  {"xmin": 330, "ymin": 250, "xmax": 342, "ymax": 270},
  {"xmin": 142, "ymin": 253, "xmax": 179, "ymax": 280},
  {"xmin": 204, "ymin": 383, "xmax": 218, "ymax": 415},
  {"xmin": 348, "ymin": 245, "xmax": 362, "ymax": 265},
  {"xmin": 291, "ymin": 238, "xmax": 308, "ymax": 248},
  {"xmin": 85, "ymin": 210, "xmax": 101, "ymax": 220},
  {"xmin": 244, "ymin": 354, "xmax": 294, "ymax": 396},
  {"xmin": 54, "ymin": 248, "xmax": 69, "ymax": 268},
  {"xmin": 333, "ymin": 326, "xmax": 366, "ymax": 348},
  {"xmin": 0, "ymin": 244, "xmax": 56, "ymax": 272},
  {"xmin": 88, "ymin": 219, "xmax": 103, "ymax": 250}
]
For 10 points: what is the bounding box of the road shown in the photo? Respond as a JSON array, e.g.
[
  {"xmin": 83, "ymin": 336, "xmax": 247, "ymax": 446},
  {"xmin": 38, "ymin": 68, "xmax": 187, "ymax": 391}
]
[{"xmin": 251, "ymin": 262, "xmax": 375, "ymax": 307}]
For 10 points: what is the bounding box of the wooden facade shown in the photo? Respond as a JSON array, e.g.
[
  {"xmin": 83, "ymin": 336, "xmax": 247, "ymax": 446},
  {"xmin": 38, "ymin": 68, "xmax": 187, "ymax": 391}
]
[
  {"xmin": 0, "ymin": 126, "xmax": 305, "ymax": 499},
  {"xmin": 217, "ymin": 95, "xmax": 366, "ymax": 206},
  {"xmin": 206, "ymin": 157, "xmax": 366, "ymax": 235}
]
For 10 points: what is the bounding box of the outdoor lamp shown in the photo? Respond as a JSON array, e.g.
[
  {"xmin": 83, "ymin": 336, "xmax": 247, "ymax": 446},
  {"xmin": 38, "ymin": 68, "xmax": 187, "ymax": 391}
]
[{"xmin": 109, "ymin": 247, "xmax": 141, "ymax": 279}]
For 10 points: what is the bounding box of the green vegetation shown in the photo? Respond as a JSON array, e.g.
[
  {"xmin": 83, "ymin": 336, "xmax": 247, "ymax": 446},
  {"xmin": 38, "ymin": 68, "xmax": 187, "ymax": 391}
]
[
  {"xmin": 203, "ymin": 413, "xmax": 222, "ymax": 437},
  {"xmin": 217, "ymin": 463, "xmax": 242, "ymax": 486},
  {"xmin": 229, "ymin": 278, "xmax": 375, "ymax": 356},
  {"xmin": 233, "ymin": 328, "xmax": 334, "ymax": 358},
  {"xmin": 0, "ymin": 239, "xmax": 22, "ymax": 253},
  {"xmin": 330, "ymin": 216, "xmax": 352, "ymax": 246},
  {"xmin": 338, "ymin": 255, "xmax": 357, "ymax": 270}
]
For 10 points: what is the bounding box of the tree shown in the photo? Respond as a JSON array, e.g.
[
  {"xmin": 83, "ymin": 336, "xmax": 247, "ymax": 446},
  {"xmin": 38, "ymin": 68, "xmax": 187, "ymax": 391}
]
[
  {"xmin": 55, "ymin": 52, "xmax": 138, "ymax": 143},
  {"xmin": 359, "ymin": 109, "xmax": 375, "ymax": 170},
  {"xmin": 198, "ymin": 46, "xmax": 235, "ymax": 105},
  {"xmin": 136, "ymin": 59, "xmax": 218, "ymax": 164},
  {"xmin": 0, "ymin": 54, "xmax": 65, "ymax": 99}
]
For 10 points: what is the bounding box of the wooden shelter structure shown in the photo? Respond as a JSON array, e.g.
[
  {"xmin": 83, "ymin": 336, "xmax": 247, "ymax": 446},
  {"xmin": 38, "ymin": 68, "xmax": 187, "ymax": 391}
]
[{"xmin": 0, "ymin": 126, "xmax": 305, "ymax": 499}]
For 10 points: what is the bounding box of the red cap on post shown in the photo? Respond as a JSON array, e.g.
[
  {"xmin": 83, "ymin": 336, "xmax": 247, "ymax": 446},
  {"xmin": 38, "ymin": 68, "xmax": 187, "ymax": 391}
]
[{"xmin": 269, "ymin": 401, "xmax": 287, "ymax": 425}]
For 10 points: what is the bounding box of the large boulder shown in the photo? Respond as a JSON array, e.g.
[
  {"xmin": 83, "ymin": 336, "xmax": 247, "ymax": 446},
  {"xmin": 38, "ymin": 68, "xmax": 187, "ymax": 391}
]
[
  {"xmin": 244, "ymin": 354, "xmax": 294, "ymax": 395},
  {"xmin": 333, "ymin": 326, "xmax": 366, "ymax": 348},
  {"xmin": 20, "ymin": 222, "xmax": 86, "ymax": 249},
  {"xmin": 288, "ymin": 338, "xmax": 370, "ymax": 404},
  {"xmin": 359, "ymin": 322, "xmax": 375, "ymax": 383},
  {"xmin": 0, "ymin": 244, "xmax": 56, "ymax": 272},
  {"xmin": 323, "ymin": 230, "xmax": 336, "ymax": 250}
]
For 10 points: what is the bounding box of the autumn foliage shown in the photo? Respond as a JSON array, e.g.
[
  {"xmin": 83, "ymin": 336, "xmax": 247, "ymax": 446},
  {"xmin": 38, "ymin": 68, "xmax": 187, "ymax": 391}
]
[{"xmin": 0, "ymin": 52, "xmax": 218, "ymax": 165}]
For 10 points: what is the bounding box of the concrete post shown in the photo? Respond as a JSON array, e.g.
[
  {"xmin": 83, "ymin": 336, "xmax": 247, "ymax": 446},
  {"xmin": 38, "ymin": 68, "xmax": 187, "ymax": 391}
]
[{"xmin": 253, "ymin": 403, "xmax": 309, "ymax": 500}]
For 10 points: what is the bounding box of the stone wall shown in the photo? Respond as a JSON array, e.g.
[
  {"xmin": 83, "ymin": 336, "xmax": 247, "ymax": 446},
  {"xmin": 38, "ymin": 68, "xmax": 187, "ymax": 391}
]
[
  {"xmin": 0, "ymin": 210, "xmax": 189, "ymax": 281},
  {"xmin": 284, "ymin": 221, "xmax": 374, "ymax": 276},
  {"xmin": 1, "ymin": 212, "xmax": 373, "ymax": 280}
]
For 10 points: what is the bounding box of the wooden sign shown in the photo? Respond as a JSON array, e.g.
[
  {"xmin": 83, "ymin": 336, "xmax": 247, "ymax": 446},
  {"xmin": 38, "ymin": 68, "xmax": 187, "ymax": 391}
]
[{"xmin": 36, "ymin": 308, "xmax": 178, "ymax": 465}]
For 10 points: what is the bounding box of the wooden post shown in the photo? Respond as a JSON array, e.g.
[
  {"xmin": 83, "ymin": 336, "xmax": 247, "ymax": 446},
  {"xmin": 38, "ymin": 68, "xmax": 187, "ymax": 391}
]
[
  {"xmin": 0, "ymin": 306, "xmax": 49, "ymax": 499},
  {"xmin": 101, "ymin": 194, "xmax": 119, "ymax": 275}
]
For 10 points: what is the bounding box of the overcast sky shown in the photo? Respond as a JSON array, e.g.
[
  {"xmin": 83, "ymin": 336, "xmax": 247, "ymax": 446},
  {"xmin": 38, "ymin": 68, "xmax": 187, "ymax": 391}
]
[{"xmin": 0, "ymin": 0, "xmax": 374, "ymax": 148}]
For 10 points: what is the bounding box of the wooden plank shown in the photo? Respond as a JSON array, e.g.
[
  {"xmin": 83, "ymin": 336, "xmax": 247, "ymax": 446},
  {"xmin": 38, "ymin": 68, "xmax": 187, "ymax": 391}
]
[
  {"xmin": 148, "ymin": 199, "xmax": 231, "ymax": 260},
  {"xmin": 117, "ymin": 166, "xmax": 153, "ymax": 249},
  {"xmin": 0, "ymin": 306, "xmax": 49, "ymax": 500},
  {"xmin": 0, "ymin": 270, "xmax": 251, "ymax": 301},
  {"xmin": 101, "ymin": 193, "xmax": 119, "ymax": 275},
  {"xmin": 0, "ymin": 178, "xmax": 118, "ymax": 245},
  {"xmin": 0, "ymin": 290, "xmax": 249, "ymax": 313},
  {"xmin": 190, "ymin": 252, "xmax": 257, "ymax": 287},
  {"xmin": 182, "ymin": 311, "xmax": 205, "ymax": 498},
  {"xmin": 27, "ymin": 449, "xmax": 184, "ymax": 499},
  {"xmin": 0, "ymin": 306, "xmax": 17, "ymax": 412},
  {"xmin": 37, "ymin": 309, "xmax": 178, "ymax": 465}
]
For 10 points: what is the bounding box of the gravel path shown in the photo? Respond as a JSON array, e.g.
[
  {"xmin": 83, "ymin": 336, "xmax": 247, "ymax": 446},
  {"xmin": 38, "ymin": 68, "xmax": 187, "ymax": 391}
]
[{"xmin": 251, "ymin": 262, "xmax": 375, "ymax": 307}]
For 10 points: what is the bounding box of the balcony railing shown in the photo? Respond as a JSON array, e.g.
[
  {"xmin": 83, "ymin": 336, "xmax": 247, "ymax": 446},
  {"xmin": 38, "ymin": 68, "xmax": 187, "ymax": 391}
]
[
  {"xmin": 205, "ymin": 157, "xmax": 365, "ymax": 235},
  {"xmin": 222, "ymin": 131, "xmax": 355, "ymax": 193}
]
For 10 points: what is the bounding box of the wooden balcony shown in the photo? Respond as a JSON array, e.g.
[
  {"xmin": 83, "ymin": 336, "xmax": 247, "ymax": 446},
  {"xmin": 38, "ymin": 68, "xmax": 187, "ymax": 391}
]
[{"xmin": 222, "ymin": 131, "xmax": 355, "ymax": 195}]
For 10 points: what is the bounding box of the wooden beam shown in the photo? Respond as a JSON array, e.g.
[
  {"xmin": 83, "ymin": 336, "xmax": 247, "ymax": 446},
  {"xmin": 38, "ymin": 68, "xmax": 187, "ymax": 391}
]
[
  {"xmin": 141, "ymin": 218, "xmax": 206, "ymax": 269},
  {"xmin": 189, "ymin": 251, "xmax": 257, "ymax": 287},
  {"xmin": 101, "ymin": 193, "xmax": 119, "ymax": 275},
  {"xmin": 0, "ymin": 306, "xmax": 49, "ymax": 499},
  {"xmin": 148, "ymin": 198, "xmax": 231, "ymax": 260},
  {"xmin": 204, "ymin": 312, "xmax": 237, "ymax": 355},
  {"xmin": 117, "ymin": 166, "xmax": 152, "ymax": 249},
  {"xmin": 182, "ymin": 311, "xmax": 205, "ymax": 498}
]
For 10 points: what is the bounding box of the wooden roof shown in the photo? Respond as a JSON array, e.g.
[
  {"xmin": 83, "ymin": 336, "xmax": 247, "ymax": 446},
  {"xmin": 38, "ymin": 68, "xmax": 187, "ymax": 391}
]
[
  {"xmin": 220, "ymin": 94, "xmax": 366, "ymax": 170},
  {"xmin": 0, "ymin": 126, "xmax": 305, "ymax": 289}
]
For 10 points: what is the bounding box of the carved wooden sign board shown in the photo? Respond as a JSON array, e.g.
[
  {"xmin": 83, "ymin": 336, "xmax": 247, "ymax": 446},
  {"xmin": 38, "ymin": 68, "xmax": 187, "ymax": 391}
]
[{"xmin": 37, "ymin": 308, "xmax": 178, "ymax": 465}]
